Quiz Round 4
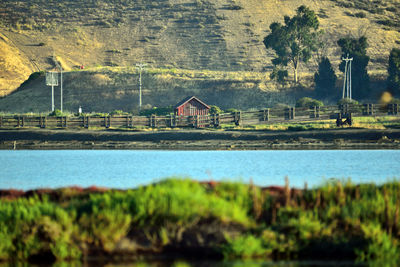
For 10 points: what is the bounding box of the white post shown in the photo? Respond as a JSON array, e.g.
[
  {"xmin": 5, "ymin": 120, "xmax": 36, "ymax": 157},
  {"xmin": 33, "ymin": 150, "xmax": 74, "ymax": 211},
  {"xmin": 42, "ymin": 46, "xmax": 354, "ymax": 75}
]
[
  {"xmin": 136, "ymin": 63, "xmax": 147, "ymax": 112},
  {"xmin": 53, "ymin": 56, "xmax": 63, "ymax": 112},
  {"xmin": 139, "ymin": 69, "xmax": 142, "ymax": 109},
  {"xmin": 51, "ymin": 85, "xmax": 54, "ymax": 111},
  {"xmin": 347, "ymin": 62, "xmax": 350, "ymax": 99},
  {"xmin": 349, "ymin": 60, "xmax": 352, "ymax": 100},
  {"xmin": 342, "ymin": 60, "xmax": 348, "ymax": 99},
  {"xmin": 46, "ymin": 71, "xmax": 58, "ymax": 112},
  {"xmin": 60, "ymin": 69, "xmax": 63, "ymax": 112}
]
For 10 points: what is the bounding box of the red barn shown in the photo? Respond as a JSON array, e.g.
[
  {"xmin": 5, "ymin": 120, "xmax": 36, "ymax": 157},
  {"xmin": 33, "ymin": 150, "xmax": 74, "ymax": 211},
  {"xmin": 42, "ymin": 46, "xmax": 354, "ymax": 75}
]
[{"xmin": 175, "ymin": 96, "xmax": 210, "ymax": 116}]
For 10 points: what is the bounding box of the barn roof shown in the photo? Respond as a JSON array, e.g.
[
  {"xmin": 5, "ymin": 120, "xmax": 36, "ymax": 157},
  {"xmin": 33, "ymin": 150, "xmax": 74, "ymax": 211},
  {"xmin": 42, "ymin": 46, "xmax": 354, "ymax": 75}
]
[{"xmin": 174, "ymin": 96, "xmax": 210, "ymax": 109}]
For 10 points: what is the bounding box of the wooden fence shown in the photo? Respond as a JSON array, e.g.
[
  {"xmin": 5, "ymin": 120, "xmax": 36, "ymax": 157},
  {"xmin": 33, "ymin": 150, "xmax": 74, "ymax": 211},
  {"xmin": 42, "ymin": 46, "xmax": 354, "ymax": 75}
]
[{"xmin": 0, "ymin": 104, "xmax": 398, "ymax": 129}]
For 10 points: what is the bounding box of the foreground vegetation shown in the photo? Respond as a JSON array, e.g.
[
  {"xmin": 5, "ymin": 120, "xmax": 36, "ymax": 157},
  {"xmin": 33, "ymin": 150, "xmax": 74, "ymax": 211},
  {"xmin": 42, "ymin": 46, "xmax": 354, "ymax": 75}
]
[{"xmin": 0, "ymin": 178, "xmax": 399, "ymax": 265}]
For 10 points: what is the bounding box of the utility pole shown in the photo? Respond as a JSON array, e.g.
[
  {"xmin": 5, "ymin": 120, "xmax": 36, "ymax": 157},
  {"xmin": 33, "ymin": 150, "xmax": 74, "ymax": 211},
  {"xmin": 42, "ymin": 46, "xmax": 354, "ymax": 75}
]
[
  {"xmin": 53, "ymin": 56, "xmax": 63, "ymax": 112},
  {"xmin": 136, "ymin": 63, "xmax": 147, "ymax": 112},
  {"xmin": 342, "ymin": 54, "xmax": 353, "ymax": 100},
  {"xmin": 46, "ymin": 71, "xmax": 58, "ymax": 112}
]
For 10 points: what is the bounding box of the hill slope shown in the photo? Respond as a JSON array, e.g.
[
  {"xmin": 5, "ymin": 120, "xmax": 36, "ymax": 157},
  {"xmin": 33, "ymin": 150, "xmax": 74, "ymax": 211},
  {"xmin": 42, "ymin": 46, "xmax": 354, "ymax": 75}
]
[{"xmin": 0, "ymin": 0, "xmax": 399, "ymax": 111}]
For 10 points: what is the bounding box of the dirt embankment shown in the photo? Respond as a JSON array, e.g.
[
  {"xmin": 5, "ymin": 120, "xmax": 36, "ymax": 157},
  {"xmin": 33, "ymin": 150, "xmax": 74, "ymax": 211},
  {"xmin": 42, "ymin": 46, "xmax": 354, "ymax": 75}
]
[{"xmin": 1, "ymin": 128, "xmax": 400, "ymax": 150}]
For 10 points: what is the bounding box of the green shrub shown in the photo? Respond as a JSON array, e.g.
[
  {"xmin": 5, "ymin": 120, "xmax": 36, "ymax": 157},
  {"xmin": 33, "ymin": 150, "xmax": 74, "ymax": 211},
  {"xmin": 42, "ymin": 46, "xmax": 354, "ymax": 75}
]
[
  {"xmin": 355, "ymin": 12, "xmax": 366, "ymax": 18},
  {"xmin": 110, "ymin": 109, "xmax": 128, "ymax": 116},
  {"xmin": 356, "ymin": 223, "xmax": 400, "ymax": 262},
  {"xmin": 225, "ymin": 108, "xmax": 239, "ymax": 113},
  {"xmin": 131, "ymin": 179, "xmax": 251, "ymax": 226},
  {"xmin": 390, "ymin": 98, "xmax": 400, "ymax": 104},
  {"xmin": 337, "ymin": 98, "xmax": 359, "ymax": 105},
  {"xmin": 139, "ymin": 106, "xmax": 174, "ymax": 116},
  {"xmin": 1, "ymin": 179, "xmax": 400, "ymax": 261},
  {"xmin": 222, "ymin": 235, "xmax": 267, "ymax": 259},
  {"xmin": 213, "ymin": 182, "xmax": 257, "ymax": 216},
  {"xmin": 0, "ymin": 197, "xmax": 80, "ymax": 261},
  {"xmin": 78, "ymin": 209, "xmax": 131, "ymax": 252},
  {"xmin": 295, "ymin": 97, "xmax": 324, "ymax": 108},
  {"xmin": 209, "ymin": 105, "xmax": 222, "ymax": 115},
  {"xmin": 48, "ymin": 109, "xmax": 64, "ymax": 117}
]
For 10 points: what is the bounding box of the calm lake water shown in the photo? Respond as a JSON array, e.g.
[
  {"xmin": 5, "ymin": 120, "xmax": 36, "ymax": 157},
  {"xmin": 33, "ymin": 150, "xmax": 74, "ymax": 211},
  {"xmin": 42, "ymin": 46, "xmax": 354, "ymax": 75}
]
[{"xmin": 1, "ymin": 150, "xmax": 400, "ymax": 190}]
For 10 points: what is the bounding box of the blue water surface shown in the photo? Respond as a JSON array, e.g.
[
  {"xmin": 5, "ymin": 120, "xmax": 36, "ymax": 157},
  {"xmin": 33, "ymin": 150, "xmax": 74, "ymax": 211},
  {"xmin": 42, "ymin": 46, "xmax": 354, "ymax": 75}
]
[{"xmin": 0, "ymin": 150, "xmax": 399, "ymax": 190}]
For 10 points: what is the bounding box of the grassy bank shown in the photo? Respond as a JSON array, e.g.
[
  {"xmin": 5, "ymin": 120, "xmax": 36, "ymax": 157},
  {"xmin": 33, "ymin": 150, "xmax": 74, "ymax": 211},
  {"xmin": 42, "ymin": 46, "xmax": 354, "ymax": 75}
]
[{"xmin": 1, "ymin": 178, "xmax": 400, "ymax": 265}]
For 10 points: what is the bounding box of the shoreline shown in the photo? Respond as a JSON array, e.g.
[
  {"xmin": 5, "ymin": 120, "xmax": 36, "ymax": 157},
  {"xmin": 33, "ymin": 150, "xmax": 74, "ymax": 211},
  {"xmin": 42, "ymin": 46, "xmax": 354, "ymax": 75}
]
[{"xmin": 1, "ymin": 128, "xmax": 400, "ymax": 150}]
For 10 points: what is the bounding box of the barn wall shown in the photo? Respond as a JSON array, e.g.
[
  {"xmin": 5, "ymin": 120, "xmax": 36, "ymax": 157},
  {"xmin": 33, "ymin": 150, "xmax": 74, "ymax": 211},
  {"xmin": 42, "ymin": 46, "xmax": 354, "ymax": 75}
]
[{"xmin": 175, "ymin": 98, "xmax": 209, "ymax": 116}]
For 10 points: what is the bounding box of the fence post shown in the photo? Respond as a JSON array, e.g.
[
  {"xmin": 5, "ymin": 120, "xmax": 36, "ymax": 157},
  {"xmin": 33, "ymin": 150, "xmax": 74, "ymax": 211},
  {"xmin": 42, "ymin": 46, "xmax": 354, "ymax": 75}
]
[
  {"xmin": 0, "ymin": 116, "xmax": 2, "ymax": 127},
  {"xmin": 365, "ymin": 103, "xmax": 374, "ymax": 115},
  {"xmin": 261, "ymin": 109, "xmax": 269, "ymax": 121},
  {"xmin": 43, "ymin": 116, "xmax": 47, "ymax": 128},
  {"xmin": 340, "ymin": 104, "xmax": 349, "ymax": 115},
  {"xmin": 150, "ymin": 115, "xmax": 156, "ymax": 128},
  {"xmin": 234, "ymin": 111, "xmax": 241, "ymax": 126},
  {"xmin": 83, "ymin": 116, "xmax": 89, "ymax": 128},
  {"xmin": 393, "ymin": 103, "xmax": 399, "ymax": 115},
  {"xmin": 149, "ymin": 115, "xmax": 156, "ymax": 128},
  {"xmin": 171, "ymin": 115, "xmax": 176, "ymax": 127},
  {"xmin": 311, "ymin": 106, "xmax": 320, "ymax": 118},
  {"xmin": 129, "ymin": 115, "xmax": 133, "ymax": 128},
  {"xmin": 285, "ymin": 107, "xmax": 295, "ymax": 120},
  {"xmin": 63, "ymin": 116, "xmax": 67, "ymax": 128}
]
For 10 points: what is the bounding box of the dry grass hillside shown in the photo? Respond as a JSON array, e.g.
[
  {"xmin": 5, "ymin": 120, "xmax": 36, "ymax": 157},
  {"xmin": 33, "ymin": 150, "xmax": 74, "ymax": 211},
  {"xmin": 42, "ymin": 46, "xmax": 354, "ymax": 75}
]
[{"xmin": 0, "ymin": 0, "xmax": 399, "ymax": 112}]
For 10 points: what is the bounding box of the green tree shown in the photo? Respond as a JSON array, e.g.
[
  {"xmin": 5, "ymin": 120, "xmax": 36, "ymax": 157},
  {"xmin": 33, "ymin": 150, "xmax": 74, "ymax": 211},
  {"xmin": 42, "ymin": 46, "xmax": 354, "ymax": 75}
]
[
  {"xmin": 314, "ymin": 57, "xmax": 337, "ymax": 98},
  {"xmin": 270, "ymin": 68, "xmax": 288, "ymax": 87},
  {"xmin": 263, "ymin": 5, "xmax": 321, "ymax": 83},
  {"xmin": 337, "ymin": 36, "xmax": 370, "ymax": 100},
  {"xmin": 387, "ymin": 48, "xmax": 400, "ymax": 96}
]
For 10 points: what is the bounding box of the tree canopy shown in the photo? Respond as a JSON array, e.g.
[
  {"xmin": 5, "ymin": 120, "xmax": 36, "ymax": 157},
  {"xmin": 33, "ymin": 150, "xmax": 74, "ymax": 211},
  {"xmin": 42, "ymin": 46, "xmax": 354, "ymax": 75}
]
[
  {"xmin": 314, "ymin": 57, "xmax": 337, "ymax": 98},
  {"xmin": 388, "ymin": 48, "xmax": 400, "ymax": 96},
  {"xmin": 337, "ymin": 36, "xmax": 370, "ymax": 100},
  {"xmin": 263, "ymin": 5, "xmax": 321, "ymax": 84}
]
